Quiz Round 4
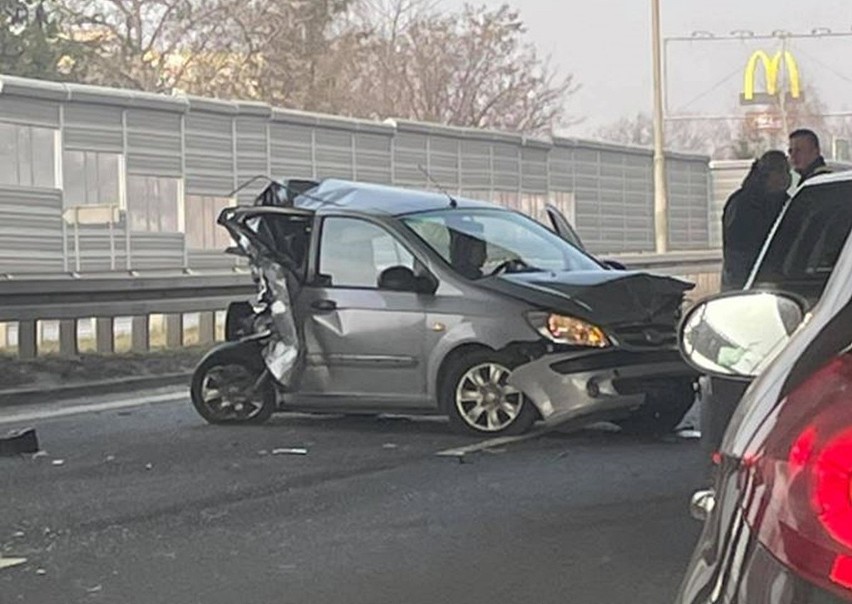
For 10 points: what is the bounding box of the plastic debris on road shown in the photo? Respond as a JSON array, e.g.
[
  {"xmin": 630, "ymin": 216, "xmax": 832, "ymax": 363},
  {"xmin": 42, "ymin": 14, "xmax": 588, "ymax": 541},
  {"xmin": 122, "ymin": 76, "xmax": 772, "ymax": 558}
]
[
  {"xmin": 51, "ymin": 459, "xmax": 65, "ymax": 466},
  {"xmin": 271, "ymin": 448, "xmax": 308, "ymax": 456},
  {"xmin": 0, "ymin": 557, "xmax": 27, "ymax": 571}
]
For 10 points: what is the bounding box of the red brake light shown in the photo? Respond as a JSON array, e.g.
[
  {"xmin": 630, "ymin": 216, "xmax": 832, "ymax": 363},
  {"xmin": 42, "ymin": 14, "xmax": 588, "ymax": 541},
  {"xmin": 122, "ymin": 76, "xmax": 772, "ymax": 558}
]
[
  {"xmin": 743, "ymin": 354, "xmax": 852, "ymax": 599},
  {"xmin": 814, "ymin": 428, "xmax": 852, "ymax": 549}
]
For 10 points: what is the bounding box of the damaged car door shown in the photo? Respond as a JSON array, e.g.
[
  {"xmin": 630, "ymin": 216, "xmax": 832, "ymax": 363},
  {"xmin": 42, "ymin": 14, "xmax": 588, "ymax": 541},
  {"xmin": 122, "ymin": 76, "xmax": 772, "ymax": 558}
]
[
  {"xmin": 292, "ymin": 216, "xmax": 434, "ymax": 410},
  {"xmin": 189, "ymin": 205, "xmax": 314, "ymax": 424}
]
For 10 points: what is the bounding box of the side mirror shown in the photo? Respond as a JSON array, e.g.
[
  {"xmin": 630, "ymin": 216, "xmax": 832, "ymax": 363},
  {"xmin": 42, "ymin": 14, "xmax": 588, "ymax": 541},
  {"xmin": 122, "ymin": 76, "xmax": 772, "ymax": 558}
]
[
  {"xmin": 679, "ymin": 291, "xmax": 805, "ymax": 380},
  {"xmin": 602, "ymin": 259, "xmax": 627, "ymax": 271},
  {"xmin": 378, "ymin": 266, "xmax": 436, "ymax": 294}
]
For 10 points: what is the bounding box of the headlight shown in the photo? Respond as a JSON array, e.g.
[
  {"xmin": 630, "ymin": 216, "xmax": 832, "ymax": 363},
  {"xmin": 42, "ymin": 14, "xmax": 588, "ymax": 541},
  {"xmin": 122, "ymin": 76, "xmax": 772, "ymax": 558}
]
[{"xmin": 527, "ymin": 312, "xmax": 611, "ymax": 348}]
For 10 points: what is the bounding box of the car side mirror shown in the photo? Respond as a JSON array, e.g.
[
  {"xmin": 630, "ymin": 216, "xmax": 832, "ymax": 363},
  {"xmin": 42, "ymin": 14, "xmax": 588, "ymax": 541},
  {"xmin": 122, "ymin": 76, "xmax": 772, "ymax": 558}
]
[
  {"xmin": 602, "ymin": 259, "xmax": 626, "ymax": 271},
  {"xmin": 378, "ymin": 266, "xmax": 436, "ymax": 294},
  {"xmin": 679, "ymin": 291, "xmax": 806, "ymax": 380}
]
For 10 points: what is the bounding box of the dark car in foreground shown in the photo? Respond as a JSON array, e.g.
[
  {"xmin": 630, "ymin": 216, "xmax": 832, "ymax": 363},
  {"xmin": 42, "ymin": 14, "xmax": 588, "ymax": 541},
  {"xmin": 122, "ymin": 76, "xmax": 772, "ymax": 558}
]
[
  {"xmin": 699, "ymin": 172, "xmax": 852, "ymax": 462},
  {"xmin": 675, "ymin": 208, "xmax": 852, "ymax": 602},
  {"xmin": 190, "ymin": 177, "xmax": 697, "ymax": 436}
]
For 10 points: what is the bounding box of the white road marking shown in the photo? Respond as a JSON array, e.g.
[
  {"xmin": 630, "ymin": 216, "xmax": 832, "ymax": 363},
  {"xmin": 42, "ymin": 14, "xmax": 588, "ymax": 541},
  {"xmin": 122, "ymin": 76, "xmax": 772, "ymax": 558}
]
[{"xmin": 0, "ymin": 392, "xmax": 187, "ymax": 425}]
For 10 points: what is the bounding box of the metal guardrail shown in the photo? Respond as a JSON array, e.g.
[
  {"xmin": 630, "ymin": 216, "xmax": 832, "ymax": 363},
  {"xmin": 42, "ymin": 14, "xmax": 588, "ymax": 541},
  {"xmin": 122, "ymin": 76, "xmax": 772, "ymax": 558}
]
[
  {"xmin": 0, "ymin": 251, "xmax": 722, "ymax": 358},
  {"xmin": 0, "ymin": 271, "xmax": 254, "ymax": 322},
  {"xmin": 612, "ymin": 250, "xmax": 722, "ymax": 276},
  {"xmin": 0, "ymin": 251, "xmax": 722, "ymax": 321}
]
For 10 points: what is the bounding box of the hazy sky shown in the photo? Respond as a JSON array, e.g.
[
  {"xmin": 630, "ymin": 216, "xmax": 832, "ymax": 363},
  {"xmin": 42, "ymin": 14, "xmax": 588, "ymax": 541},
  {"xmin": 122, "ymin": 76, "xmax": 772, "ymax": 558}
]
[{"xmin": 443, "ymin": 0, "xmax": 852, "ymax": 135}]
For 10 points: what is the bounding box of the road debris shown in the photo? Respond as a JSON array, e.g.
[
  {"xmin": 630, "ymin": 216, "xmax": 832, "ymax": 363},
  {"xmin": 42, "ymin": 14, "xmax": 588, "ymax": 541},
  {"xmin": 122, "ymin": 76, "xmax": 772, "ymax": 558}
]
[
  {"xmin": 36, "ymin": 568, "xmax": 47, "ymax": 575},
  {"xmin": 0, "ymin": 556, "xmax": 27, "ymax": 570},
  {"xmin": 145, "ymin": 463, "xmax": 153, "ymax": 470},
  {"xmin": 0, "ymin": 427, "xmax": 39, "ymax": 456},
  {"xmin": 51, "ymin": 459, "xmax": 65, "ymax": 466},
  {"xmin": 32, "ymin": 450, "xmax": 48, "ymax": 459},
  {"xmin": 86, "ymin": 584, "xmax": 103, "ymax": 593},
  {"xmin": 105, "ymin": 455, "xmax": 116, "ymax": 462},
  {"xmin": 382, "ymin": 443, "xmax": 398, "ymax": 450},
  {"xmin": 271, "ymin": 448, "xmax": 308, "ymax": 456}
]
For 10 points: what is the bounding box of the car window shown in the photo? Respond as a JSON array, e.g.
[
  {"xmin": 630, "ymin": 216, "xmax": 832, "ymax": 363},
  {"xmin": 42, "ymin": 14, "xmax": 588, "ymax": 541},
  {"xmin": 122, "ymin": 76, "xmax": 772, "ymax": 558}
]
[
  {"xmin": 319, "ymin": 217, "xmax": 415, "ymax": 288},
  {"xmin": 752, "ymin": 181, "xmax": 852, "ymax": 302},
  {"xmin": 404, "ymin": 208, "xmax": 599, "ymax": 279}
]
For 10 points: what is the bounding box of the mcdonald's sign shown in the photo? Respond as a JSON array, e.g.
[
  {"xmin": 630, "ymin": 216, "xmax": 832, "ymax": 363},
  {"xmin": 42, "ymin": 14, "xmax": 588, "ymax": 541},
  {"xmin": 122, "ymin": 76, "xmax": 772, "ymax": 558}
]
[{"xmin": 740, "ymin": 50, "xmax": 803, "ymax": 105}]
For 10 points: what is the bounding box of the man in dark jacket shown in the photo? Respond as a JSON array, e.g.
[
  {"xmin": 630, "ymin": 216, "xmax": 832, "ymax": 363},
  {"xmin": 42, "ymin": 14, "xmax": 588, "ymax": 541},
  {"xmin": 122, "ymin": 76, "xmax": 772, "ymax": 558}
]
[
  {"xmin": 789, "ymin": 128, "xmax": 832, "ymax": 185},
  {"xmin": 721, "ymin": 150, "xmax": 790, "ymax": 290}
]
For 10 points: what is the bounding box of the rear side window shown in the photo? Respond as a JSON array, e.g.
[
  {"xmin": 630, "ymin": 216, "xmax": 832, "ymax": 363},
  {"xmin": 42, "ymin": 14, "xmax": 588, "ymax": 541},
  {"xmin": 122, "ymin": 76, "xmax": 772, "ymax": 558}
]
[{"xmin": 752, "ymin": 181, "xmax": 852, "ymax": 302}]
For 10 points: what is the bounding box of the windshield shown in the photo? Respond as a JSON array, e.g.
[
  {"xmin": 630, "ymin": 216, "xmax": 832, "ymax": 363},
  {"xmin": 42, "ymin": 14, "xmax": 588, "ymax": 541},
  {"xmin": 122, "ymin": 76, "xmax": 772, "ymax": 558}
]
[{"xmin": 402, "ymin": 209, "xmax": 600, "ymax": 279}]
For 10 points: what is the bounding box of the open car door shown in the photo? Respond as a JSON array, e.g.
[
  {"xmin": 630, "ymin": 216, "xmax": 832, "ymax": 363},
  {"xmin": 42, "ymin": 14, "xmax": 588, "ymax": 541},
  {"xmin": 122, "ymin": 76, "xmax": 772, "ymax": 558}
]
[{"xmin": 545, "ymin": 203, "xmax": 585, "ymax": 251}]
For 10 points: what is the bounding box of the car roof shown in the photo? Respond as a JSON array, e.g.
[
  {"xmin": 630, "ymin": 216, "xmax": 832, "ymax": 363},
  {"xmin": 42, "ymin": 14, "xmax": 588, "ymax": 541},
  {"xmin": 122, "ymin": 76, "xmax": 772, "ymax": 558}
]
[
  {"xmin": 798, "ymin": 169, "xmax": 852, "ymax": 189},
  {"xmin": 294, "ymin": 178, "xmax": 504, "ymax": 216}
]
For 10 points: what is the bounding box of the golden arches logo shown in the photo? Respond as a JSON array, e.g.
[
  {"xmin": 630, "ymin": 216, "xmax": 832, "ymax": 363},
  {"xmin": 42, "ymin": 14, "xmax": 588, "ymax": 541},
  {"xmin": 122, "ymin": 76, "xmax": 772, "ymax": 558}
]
[{"xmin": 742, "ymin": 50, "xmax": 801, "ymax": 103}]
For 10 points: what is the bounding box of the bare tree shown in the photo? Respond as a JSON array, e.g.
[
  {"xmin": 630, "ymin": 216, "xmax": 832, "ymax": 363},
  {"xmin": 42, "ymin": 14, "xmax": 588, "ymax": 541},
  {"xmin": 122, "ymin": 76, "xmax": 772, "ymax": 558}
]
[
  {"xmin": 730, "ymin": 87, "xmax": 832, "ymax": 159},
  {"xmin": 46, "ymin": 0, "xmax": 578, "ymax": 136},
  {"xmin": 595, "ymin": 112, "xmax": 735, "ymax": 158},
  {"xmin": 56, "ymin": 0, "xmax": 260, "ymax": 95},
  {"xmin": 345, "ymin": 2, "xmax": 579, "ymax": 135}
]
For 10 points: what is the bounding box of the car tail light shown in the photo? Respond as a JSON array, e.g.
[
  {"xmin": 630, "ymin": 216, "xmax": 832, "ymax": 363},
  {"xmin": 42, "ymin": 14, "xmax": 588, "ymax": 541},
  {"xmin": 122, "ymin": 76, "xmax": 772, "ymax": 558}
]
[{"xmin": 742, "ymin": 353, "xmax": 852, "ymax": 599}]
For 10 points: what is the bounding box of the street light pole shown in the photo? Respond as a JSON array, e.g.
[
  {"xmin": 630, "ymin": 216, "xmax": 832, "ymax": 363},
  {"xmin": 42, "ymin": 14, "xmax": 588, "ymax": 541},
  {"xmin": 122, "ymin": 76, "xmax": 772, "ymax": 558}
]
[{"xmin": 652, "ymin": 0, "xmax": 668, "ymax": 253}]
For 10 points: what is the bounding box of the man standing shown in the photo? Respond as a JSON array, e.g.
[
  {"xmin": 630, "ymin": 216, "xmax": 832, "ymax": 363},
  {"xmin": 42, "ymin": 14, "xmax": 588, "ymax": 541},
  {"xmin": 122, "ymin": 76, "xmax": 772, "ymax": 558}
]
[{"xmin": 788, "ymin": 128, "xmax": 832, "ymax": 185}]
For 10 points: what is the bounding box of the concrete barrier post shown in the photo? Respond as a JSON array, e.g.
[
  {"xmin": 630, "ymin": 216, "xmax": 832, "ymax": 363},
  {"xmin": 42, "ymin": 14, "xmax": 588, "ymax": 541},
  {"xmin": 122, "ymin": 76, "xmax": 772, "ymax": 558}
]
[
  {"xmin": 18, "ymin": 321, "xmax": 37, "ymax": 360},
  {"xmin": 96, "ymin": 318, "xmax": 115, "ymax": 354},
  {"xmin": 59, "ymin": 320, "xmax": 78, "ymax": 357},
  {"xmin": 165, "ymin": 314, "xmax": 183, "ymax": 349},
  {"xmin": 131, "ymin": 316, "xmax": 150, "ymax": 353}
]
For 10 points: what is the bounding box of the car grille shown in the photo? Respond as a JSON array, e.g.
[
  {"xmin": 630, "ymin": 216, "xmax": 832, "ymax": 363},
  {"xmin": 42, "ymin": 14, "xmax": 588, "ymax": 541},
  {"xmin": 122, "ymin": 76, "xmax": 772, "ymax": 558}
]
[{"xmin": 611, "ymin": 324, "xmax": 678, "ymax": 349}]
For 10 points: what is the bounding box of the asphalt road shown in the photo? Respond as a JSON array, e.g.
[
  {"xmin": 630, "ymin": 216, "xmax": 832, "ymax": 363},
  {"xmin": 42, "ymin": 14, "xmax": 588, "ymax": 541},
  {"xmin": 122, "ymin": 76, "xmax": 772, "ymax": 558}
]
[{"xmin": 0, "ymin": 390, "xmax": 704, "ymax": 604}]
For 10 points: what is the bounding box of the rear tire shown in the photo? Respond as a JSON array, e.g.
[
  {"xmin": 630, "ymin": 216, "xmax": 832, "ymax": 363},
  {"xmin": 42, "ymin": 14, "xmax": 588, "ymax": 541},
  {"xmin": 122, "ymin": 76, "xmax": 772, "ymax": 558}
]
[
  {"xmin": 616, "ymin": 380, "xmax": 696, "ymax": 436},
  {"xmin": 441, "ymin": 350, "xmax": 538, "ymax": 436},
  {"xmin": 190, "ymin": 346, "xmax": 275, "ymax": 425}
]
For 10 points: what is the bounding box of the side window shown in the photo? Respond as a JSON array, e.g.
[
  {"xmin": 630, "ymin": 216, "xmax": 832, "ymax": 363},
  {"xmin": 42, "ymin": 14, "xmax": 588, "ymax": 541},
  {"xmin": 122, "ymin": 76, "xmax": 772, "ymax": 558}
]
[
  {"xmin": 319, "ymin": 217, "xmax": 415, "ymax": 288},
  {"xmin": 0, "ymin": 123, "xmax": 56, "ymax": 188},
  {"xmin": 753, "ymin": 182, "xmax": 852, "ymax": 299}
]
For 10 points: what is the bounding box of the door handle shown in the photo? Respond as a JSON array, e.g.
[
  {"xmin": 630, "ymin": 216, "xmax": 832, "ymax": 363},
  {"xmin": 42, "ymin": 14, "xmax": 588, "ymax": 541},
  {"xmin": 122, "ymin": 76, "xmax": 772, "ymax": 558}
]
[{"xmin": 311, "ymin": 299, "xmax": 337, "ymax": 312}]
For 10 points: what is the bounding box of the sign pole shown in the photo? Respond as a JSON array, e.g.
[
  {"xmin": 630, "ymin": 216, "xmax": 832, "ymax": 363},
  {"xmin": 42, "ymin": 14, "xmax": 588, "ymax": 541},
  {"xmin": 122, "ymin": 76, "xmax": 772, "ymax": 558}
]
[
  {"xmin": 779, "ymin": 35, "xmax": 790, "ymax": 134},
  {"xmin": 652, "ymin": 0, "xmax": 668, "ymax": 253}
]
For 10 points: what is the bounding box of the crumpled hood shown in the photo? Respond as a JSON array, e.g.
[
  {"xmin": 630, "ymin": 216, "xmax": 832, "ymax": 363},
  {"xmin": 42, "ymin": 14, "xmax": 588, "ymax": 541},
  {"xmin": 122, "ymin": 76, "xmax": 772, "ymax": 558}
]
[{"xmin": 479, "ymin": 270, "xmax": 694, "ymax": 326}]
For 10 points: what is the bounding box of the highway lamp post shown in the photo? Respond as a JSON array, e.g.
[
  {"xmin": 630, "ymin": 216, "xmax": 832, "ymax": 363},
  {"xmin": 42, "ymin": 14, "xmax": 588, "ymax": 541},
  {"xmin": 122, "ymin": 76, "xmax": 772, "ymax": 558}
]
[{"xmin": 652, "ymin": 0, "xmax": 668, "ymax": 254}]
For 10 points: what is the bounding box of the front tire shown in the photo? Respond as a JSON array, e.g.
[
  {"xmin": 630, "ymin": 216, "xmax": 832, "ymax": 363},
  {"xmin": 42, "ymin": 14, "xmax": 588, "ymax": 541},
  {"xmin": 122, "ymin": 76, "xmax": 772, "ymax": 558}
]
[
  {"xmin": 441, "ymin": 350, "xmax": 538, "ymax": 436},
  {"xmin": 190, "ymin": 346, "xmax": 275, "ymax": 425}
]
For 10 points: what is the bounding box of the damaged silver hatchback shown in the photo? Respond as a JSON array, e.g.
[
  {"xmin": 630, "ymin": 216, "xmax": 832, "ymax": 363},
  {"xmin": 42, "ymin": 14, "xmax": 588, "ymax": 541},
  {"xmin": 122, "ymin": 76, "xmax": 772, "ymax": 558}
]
[{"xmin": 189, "ymin": 178, "xmax": 698, "ymax": 436}]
